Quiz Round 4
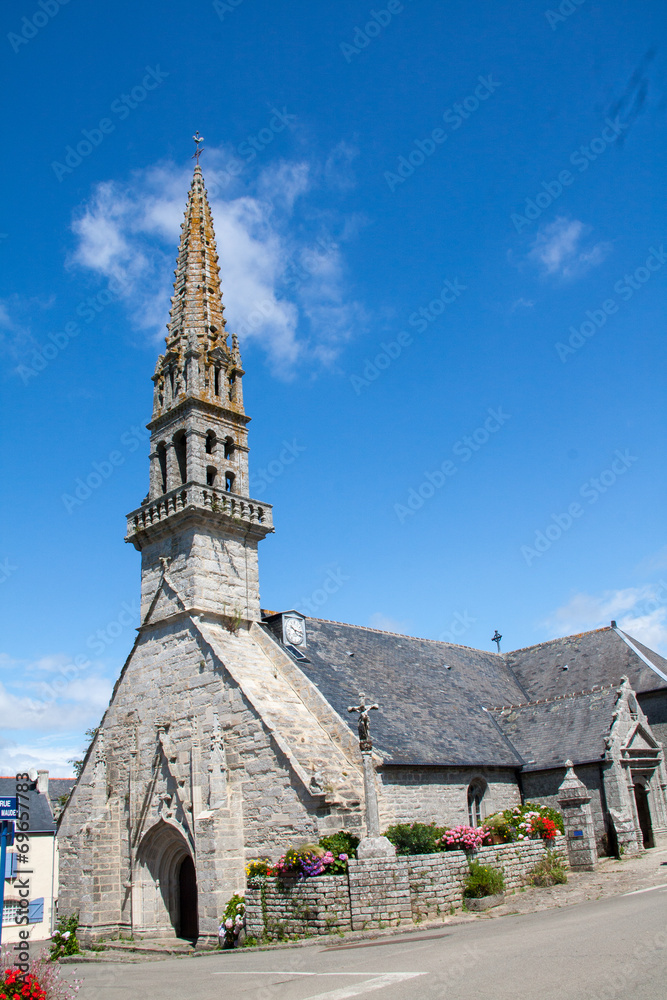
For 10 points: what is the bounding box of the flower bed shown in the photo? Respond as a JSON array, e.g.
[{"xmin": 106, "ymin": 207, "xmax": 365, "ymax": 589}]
[{"xmin": 245, "ymin": 836, "xmax": 568, "ymax": 939}]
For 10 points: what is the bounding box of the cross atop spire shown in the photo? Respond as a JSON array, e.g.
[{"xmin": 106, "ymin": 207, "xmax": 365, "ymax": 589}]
[{"xmin": 192, "ymin": 131, "xmax": 204, "ymax": 164}]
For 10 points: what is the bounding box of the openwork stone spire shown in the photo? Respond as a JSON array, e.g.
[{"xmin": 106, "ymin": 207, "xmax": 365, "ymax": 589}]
[
  {"xmin": 126, "ymin": 154, "xmax": 273, "ymax": 625},
  {"xmin": 152, "ymin": 164, "xmax": 243, "ymax": 419}
]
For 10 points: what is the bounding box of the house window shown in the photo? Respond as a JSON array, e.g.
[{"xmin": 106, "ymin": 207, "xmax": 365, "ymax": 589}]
[
  {"xmin": 225, "ymin": 472, "xmax": 235, "ymax": 493},
  {"xmin": 205, "ymin": 431, "xmax": 216, "ymax": 455},
  {"xmin": 467, "ymin": 780, "xmax": 487, "ymax": 827},
  {"xmin": 206, "ymin": 466, "xmax": 217, "ymax": 487},
  {"xmin": 224, "ymin": 437, "xmax": 234, "ymax": 460},
  {"xmin": 214, "ymin": 367, "xmax": 221, "ymax": 396},
  {"xmin": 3, "ymin": 901, "xmax": 19, "ymax": 924}
]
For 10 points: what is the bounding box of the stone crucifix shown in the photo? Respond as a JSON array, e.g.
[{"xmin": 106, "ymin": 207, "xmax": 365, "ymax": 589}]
[
  {"xmin": 347, "ymin": 692, "xmax": 395, "ymax": 858},
  {"xmin": 347, "ymin": 691, "xmax": 379, "ymax": 751}
]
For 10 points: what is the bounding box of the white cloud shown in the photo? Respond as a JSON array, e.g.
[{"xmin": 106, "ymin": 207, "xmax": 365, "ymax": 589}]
[
  {"xmin": 0, "ymin": 739, "xmax": 78, "ymax": 778},
  {"xmin": 543, "ymin": 584, "xmax": 667, "ymax": 654},
  {"xmin": 528, "ymin": 217, "xmax": 611, "ymax": 279},
  {"xmin": 68, "ymin": 148, "xmax": 364, "ymax": 376}
]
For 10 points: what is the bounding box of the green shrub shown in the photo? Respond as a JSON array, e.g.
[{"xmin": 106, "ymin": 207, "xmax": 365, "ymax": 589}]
[
  {"xmin": 383, "ymin": 822, "xmax": 446, "ymax": 856},
  {"xmin": 318, "ymin": 831, "xmax": 360, "ymax": 859},
  {"xmin": 50, "ymin": 913, "xmax": 80, "ymax": 960},
  {"xmin": 528, "ymin": 850, "xmax": 568, "ymax": 886},
  {"xmin": 463, "ymin": 862, "xmax": 505, "ymax": 899}
]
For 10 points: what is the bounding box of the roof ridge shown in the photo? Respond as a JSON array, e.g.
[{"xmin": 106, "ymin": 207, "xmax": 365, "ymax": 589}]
[
  {"xmin": 487, "ymin": 681, "xmax": 618, "ymax": 712},
  {"xmin": 304, "ymin": 615, "xmax": 501, "ymax": 653},
  {"xmin": 505, "ymin": 626, "xmax": 611, "ymax": 657}
]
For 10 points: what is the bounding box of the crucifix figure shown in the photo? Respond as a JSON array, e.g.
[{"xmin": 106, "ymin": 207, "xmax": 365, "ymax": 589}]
[
  {"xmin": 192, "ymin": 131, "xmax": 204, "ymax": 164},
  {"xmin": 348, "ymin": 691, "xmax": 379, "ymax": 750}
]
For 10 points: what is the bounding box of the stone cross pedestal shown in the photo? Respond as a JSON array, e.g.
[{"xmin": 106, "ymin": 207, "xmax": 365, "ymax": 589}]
[{"xmin": 348, "ymin": 693, "xmax": 396, "ymax": 860}]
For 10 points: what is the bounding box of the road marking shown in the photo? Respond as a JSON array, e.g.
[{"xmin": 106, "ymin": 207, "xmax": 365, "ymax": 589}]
[
  {"xmin": 622, "ymin": 883, "xmax": 667, "ymax": 896},
  {"xmin": 301, "ymin": 972, "xmax": 425, "ymax": 1000},
  {"xmin": 211, "ymin": 971, "xmax": 425, "ymax": 999}
]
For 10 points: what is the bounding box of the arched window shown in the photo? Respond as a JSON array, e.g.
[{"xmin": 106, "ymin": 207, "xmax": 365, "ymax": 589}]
[
  {"xmin": 205, "ymin": 431, "xmax": 216, "ymax": 455},
  {"xmin": 224, "ymin": 437, "xmax": 234, "ymax": 460},
  {"xmin": 173, "ymin": 431, "xmax": 187, "ymax": 484},
  {"xmin": 467, "ymin": 779, "xmax": 487, "ymax": 827},
  {"xmin": 225, "ymin": 472, "xmax": 235, "ymax": 493},
  {"xmin": 206, "ymin": 466, "xmax": 217, "ymax": 487},
  {"xmin": 157, "ymin": 442, "xmax": 167, "ymax": 494}
]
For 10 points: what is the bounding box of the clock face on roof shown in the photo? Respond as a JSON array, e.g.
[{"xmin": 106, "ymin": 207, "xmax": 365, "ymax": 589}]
[{"xmin": 284, "ymin": 618, "xmax": 305, "ymax": 645}]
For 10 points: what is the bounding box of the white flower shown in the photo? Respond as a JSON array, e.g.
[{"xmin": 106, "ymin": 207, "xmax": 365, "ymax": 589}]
[{"xmin": 225, "ymin": 918, "xmax": 233, "ymax": 929}]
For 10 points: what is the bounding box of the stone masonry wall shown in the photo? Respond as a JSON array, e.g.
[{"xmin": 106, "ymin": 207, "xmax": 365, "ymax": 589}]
[
  {"xmin": 244, "ymin": 876, "xmax": 351, "ymax": 939},
  {"xmin": 245, "ymin": 837, "xmax": 568, "ymax": 939},
  {"xmin": 522, "ymin": 765, "xmax": 608, "ymax": 852},
  {"xmin": 379, "ymin": 767, "xmax": 521, "ymax": 830}
]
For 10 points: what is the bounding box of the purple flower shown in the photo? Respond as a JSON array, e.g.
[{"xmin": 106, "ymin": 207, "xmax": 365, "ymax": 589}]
[{"xmin": 338, "ymin": 853, "xmax": 348, "ymax": 861}]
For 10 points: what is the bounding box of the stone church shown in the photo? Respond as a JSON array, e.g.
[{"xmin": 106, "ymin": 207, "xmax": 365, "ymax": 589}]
[{"xmin": 58, "ymin": 163, "xmax": 667, "ymax": 944}]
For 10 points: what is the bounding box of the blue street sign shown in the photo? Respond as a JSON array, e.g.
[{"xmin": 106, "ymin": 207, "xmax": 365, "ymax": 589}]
[{"xmin": 0, "ymin": 798, "xmax": 17, "ymax": 820}]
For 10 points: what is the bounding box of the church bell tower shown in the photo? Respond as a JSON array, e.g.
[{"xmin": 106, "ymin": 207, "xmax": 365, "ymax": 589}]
[{"xmin": 125, "ymin": 162, "xmax": 274, "ymax": 625}]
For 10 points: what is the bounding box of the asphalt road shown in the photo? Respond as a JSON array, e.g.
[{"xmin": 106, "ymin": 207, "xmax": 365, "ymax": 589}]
[{"xmin": 69, "ymin": 884, "xmax": 667, "ymax": 1000}]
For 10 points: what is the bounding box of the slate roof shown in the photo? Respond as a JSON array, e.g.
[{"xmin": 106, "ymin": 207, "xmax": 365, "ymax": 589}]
[
  {"xmin": 0, "ymin": 777, "xmax": 56, "ymax": 833},
  {"xmin": 271, "ymin": 616, "xmax": 667, "ymax": 771},
  {"xmin": 490, "ymin": 686, "xmax": 618, "ymax": 770},
  {"xmin": 295, "ymin": 618, "xmax": 526, "ymax": 766},
  {"xmin": 504, "ymin": 627, "xmax": 667, "ymax": 702}
]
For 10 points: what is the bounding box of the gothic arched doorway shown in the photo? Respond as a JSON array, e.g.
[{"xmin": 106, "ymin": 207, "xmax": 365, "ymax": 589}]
[
  {"xmin": 135, "ymin": 820, "xmax": 198, "ymax": 939},
  {"xmin": 178, "ymin": 855, "xmax": 198, "ymax": 940},
  {"xmin": 634, "ymin": 782, "xmax": 654, "ymax": 848}
]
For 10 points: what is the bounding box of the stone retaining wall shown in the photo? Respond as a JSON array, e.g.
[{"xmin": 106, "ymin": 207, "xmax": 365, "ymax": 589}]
[{"xmin": 245, "ymin": 836, "xmax": 567, "ymax": 940}]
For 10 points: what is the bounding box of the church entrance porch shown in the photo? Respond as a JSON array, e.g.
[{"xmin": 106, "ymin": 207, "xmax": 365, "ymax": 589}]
[{"xmin": 134, "ymin": 820, "xmax": 199, "ymax": 942}]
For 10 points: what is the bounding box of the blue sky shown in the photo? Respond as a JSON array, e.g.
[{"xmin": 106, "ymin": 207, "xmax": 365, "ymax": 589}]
[{"xmin": 1, "ymin": 0, "xmax": 666, "ymax": 774}]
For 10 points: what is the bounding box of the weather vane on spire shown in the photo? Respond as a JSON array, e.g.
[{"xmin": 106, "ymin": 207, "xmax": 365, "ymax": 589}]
[
  {"xmin": 492, "ymin": 630, "xmax": 502, "ymax": 653},
  {"xmin": 192, "ymin": 131, "xmax": 204, "ymax": 164}
]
